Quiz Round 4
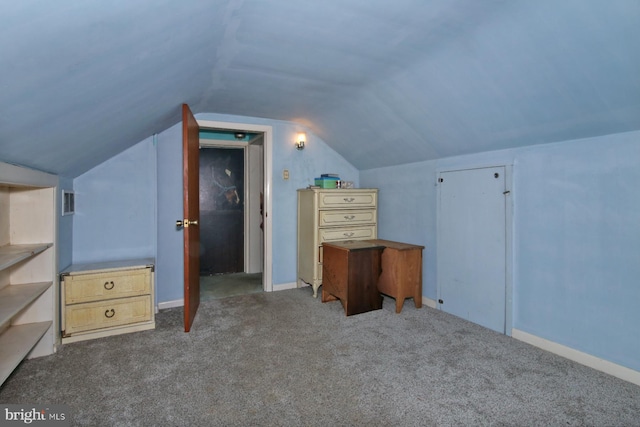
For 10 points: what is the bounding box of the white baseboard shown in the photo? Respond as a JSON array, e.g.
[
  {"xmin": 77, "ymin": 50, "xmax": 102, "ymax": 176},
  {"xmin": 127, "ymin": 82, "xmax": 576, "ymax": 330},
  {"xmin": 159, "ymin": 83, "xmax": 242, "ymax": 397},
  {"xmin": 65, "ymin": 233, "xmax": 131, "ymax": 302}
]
[
  {"xmin": 422, "ymin": 296, "xmax": 437, "ymax": 309},
  {"xmin": 157, "ymin": 299, "xmax": 184, "ymax": 310},
  {"xmin": 512, "ymin": 328, "xmax": 640, "ymax": 387},
  {"xmin": 272, "ymin": 281, "xmax": 298, "ymax": 292}
]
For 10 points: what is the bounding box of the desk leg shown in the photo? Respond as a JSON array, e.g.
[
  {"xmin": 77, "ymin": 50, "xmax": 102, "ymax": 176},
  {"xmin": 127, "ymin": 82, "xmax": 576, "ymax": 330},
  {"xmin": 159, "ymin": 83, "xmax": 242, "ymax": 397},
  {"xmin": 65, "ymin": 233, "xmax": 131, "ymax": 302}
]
[
  {"xmin": 413, "ymin": 251, "xmax": 423, "ymax": 309},
  {"xmin": 414, "ymin": 292, "xmax": 422, "ymax": 309},
  {"xmin": 321, "ymin": 289, "xmax": 337, "ymax": 302}
]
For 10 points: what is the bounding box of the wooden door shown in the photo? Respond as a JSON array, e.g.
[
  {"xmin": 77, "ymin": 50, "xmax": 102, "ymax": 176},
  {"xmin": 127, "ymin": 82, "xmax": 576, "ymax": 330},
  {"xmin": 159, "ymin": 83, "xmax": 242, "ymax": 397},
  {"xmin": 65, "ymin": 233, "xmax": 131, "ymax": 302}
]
[
  {"xmin": 199, "ymin": 147, "xmax": 244, "ymax": 274},
  {"xmin": 437, "ymin": 166, "xmax": 507, "ymax": 333},
  {"xmin": 182, "ymin": 104, "xmax": 200, "ymax": 332}
]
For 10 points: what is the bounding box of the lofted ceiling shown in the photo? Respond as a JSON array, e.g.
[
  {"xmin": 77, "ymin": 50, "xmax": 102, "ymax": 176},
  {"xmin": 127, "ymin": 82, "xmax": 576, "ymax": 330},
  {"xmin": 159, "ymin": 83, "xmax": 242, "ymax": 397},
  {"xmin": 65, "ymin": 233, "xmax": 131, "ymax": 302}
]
[{"xmin": 1, "ymin": 0, "xmax": 638, "ymax": 177}]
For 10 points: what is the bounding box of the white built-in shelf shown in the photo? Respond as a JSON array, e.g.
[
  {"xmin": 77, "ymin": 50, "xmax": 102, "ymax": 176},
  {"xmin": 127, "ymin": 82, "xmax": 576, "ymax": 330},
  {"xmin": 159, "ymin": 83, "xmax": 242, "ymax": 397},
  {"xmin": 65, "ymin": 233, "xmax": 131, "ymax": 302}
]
[
  {"xmin": 1, "ymin": 162, "xmax": 57, "ymax": 387},
  {"xmin": 0, "ymin": 321, "xmax": 52, "ymax": 385},
  {"xmin": 0, "ymin": 281, "xmax": 53, "ymax": 328},
  {"xmin": 0, "ymin": 243, "xmax": 53, "ymax": 271}
]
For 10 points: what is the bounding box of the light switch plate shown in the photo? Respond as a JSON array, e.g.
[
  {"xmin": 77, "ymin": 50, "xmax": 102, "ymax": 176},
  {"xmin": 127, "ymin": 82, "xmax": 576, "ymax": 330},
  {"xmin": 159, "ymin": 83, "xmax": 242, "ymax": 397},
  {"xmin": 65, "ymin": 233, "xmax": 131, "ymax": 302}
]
[{"xmin": 283, "ymin": 169, "xmax": 289, "ymax": 180}]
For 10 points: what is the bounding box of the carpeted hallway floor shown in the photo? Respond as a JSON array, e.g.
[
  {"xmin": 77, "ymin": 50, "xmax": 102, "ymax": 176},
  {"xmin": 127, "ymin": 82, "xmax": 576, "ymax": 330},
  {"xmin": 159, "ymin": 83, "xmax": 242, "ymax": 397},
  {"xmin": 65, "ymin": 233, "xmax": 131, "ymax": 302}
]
[
  {"xmin": 200, "ymin": 272, "xmax": 263, "ymax": 301},
  {"xmin": 1, "ymin": 288, "xmax": 639, "ymax": 426}
]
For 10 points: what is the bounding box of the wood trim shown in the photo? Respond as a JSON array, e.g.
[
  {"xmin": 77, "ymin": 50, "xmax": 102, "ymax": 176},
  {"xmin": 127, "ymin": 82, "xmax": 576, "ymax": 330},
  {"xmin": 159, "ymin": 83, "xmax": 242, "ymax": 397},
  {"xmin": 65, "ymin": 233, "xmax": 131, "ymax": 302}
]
[{"xmin": 196, "ymin": 120, "xmax": 273, "ymax": 292}]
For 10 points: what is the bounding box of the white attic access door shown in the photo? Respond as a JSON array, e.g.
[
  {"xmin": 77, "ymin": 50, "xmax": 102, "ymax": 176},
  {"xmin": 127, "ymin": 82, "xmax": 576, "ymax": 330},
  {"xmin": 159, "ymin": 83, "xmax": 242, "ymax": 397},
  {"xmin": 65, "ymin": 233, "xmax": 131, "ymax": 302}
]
[{"xmin": 436, "ymin": 165, "xmax": 513, "ymax": 334}]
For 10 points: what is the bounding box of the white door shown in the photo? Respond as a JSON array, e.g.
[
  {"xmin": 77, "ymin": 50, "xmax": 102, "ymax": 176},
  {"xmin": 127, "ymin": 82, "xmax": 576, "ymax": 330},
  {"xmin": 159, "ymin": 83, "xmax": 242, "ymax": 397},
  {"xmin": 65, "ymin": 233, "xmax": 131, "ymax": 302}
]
[{"xmin": 437, "ymin": 166, "xmax": 507, "ymax": 333}]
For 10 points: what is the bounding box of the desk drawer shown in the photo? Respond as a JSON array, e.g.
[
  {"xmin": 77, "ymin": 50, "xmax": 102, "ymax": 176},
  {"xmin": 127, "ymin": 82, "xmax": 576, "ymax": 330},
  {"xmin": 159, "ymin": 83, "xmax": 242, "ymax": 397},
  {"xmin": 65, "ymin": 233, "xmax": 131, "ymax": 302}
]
[
  {"xmin": 319, "ymin": 209, "xmax": 376, "ymax": 227},
  {"xmin": 319, "ymin": 225, "xmax": 377, "ymax": 243},
  {"xmin": 64, "ymin": 295, "xmax": 152, "ymax": 335},
  {"xmin": 318, "ymin": 192, "xmax": 377, "ymax": 209},
  {"xmin": 64, "ymin": 268, "xmax": 151, "ymax": 304}
]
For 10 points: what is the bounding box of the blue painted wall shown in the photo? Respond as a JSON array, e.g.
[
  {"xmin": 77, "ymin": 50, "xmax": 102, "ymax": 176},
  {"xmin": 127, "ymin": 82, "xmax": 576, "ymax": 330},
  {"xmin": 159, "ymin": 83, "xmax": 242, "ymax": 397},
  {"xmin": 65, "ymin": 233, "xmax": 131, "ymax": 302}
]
[
  {"xmin": 515, "ymin": 132, "xmax": 640, "ymax": 371},
  {"xmin": 360, "ymin": 160, "xmax": 438, "ymax": 299},
  {"xmin": 361, "ymin": 130, "xmax": 640, "ymax": 373},
  {"xmin": 72, "ymin": 137, "xmax": 156, "ymax": 264},
  {"xmin": 155, "ymin": 122, "xmax": 183, "ymax": 303}
]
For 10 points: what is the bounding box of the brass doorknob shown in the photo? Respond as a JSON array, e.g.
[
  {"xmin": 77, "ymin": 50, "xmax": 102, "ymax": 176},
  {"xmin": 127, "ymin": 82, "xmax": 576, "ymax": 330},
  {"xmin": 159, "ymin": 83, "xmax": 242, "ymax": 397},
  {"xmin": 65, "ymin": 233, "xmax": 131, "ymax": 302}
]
[{"xmin": 176, "ymin": 219, "xmax": 198, "ymax": 228}]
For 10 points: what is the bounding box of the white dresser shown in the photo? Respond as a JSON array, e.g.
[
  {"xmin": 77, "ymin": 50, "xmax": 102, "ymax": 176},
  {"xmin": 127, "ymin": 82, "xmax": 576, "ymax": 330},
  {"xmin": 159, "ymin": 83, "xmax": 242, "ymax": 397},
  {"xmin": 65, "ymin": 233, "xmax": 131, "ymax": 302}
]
[
  {"xmin": 297, "ymin": 188, "xmax": 378, "ymax": 297},
  {"xmin": 60, "ymin": 259, "xmax": 155, "ymax": 343}
]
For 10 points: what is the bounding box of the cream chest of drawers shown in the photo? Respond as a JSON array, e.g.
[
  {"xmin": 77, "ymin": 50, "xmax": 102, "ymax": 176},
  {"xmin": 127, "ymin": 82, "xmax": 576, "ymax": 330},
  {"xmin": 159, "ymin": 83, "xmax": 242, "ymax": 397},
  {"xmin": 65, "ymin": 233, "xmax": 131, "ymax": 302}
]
[
  {"xmin": 297, "ymin": 188, "xmax": 378, "ymax": 297},
  {"xmin": 60, "ymin": 259, "xmax": 155, "ymax": 343}
]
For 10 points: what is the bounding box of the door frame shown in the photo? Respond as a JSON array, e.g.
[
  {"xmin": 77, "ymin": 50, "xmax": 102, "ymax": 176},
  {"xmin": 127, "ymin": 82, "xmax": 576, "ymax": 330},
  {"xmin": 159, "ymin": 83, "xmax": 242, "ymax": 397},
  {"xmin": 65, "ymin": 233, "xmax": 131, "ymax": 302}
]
[
  {"xmin": 435, "ymin": 163, "xmax": 514, "ymax": 335},
  {"xmin": 198, "ymin": 120, "xmax": 273, "ymax": 292}
]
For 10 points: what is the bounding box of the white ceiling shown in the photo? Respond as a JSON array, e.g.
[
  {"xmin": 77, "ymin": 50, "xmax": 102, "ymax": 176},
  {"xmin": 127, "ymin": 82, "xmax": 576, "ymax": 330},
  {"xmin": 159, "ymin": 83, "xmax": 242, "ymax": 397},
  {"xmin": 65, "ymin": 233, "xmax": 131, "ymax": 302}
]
[{"xmin": 1, "ymin": 0, "xmax": 638, "ymax": 177}]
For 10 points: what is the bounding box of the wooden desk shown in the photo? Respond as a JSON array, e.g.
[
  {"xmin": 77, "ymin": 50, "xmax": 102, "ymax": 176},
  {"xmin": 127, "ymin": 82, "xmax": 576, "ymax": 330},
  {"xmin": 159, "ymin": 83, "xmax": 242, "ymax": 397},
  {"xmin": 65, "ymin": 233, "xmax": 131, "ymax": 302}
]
[
  {"xmin": 321, "ymin": 241, "xmax": 385, "ymax": 316},
  {"xmin": 367, "ymin": 239, "xmax": 424, "ymax": 313}
]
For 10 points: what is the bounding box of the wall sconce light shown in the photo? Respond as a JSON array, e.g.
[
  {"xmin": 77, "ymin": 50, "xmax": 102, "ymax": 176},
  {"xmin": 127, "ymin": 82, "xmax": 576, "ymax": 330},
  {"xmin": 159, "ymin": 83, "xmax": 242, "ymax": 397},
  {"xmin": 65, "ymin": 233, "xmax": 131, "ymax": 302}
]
[{"xmin": 295, "ymin": 132, "xmax": 306, "ymax": 150}]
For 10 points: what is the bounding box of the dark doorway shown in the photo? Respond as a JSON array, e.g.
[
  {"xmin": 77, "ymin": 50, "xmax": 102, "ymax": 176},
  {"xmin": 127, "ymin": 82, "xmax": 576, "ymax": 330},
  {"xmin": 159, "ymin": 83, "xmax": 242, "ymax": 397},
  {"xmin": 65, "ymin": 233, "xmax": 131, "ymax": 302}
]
[{"xmin": 199, "ymin": 147, "xmax": 244, "ymax": 275}]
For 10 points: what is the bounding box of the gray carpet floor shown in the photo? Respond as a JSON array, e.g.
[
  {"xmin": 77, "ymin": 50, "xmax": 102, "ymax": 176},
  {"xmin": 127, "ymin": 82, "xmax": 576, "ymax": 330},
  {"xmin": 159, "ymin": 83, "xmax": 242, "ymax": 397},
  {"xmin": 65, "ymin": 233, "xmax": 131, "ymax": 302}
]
[{"xmin": 1, "ymin": 288, "xmax": 639, "ymax": 426}]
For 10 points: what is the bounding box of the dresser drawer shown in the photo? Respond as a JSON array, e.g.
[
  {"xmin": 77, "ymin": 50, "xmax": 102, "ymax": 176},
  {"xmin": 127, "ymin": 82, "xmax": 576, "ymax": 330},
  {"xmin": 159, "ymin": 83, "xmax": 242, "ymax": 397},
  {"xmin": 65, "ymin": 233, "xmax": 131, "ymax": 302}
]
[
  {"xmin": 64, "ymin": 268, "xmax": 151, "ymax": 304},
  {"xmin": 319, "ymin": 209, "xmax": 377, "ymax": 227},
  {"xmin": 64, "ymin": 295, "xmax": 152, "ymax": 335},
  {"xmin": 318, "ymin": 192, "xmax": 377, "ymax": 209},
  {"xmin": 319, "ymin": 225, "xmax": 377, "ymax": 243}
]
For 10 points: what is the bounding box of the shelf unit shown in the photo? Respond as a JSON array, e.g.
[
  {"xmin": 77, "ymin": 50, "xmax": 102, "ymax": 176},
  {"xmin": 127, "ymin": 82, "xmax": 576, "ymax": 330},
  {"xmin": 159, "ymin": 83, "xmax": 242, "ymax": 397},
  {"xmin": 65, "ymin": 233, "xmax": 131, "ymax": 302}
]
[{"xmin": 0, "ymin": 162, "xmax": 58, "ymax": 386}]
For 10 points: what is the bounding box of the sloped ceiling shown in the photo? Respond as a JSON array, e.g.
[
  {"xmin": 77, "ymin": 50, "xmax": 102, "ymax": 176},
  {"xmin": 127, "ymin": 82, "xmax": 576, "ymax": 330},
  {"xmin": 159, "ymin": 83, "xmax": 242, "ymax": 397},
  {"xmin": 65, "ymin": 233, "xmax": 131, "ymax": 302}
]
[{"xmin": 1, "ymin": 0, "xmax": 638, "ymax": 177}]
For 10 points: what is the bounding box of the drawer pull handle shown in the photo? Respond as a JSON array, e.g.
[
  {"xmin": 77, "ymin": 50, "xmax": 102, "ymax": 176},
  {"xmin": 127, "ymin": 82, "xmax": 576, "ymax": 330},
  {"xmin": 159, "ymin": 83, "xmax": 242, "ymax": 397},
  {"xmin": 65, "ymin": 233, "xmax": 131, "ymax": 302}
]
[
  {"xmin": 343, "ymin": 232, "xmax": 355, "ymax": 237},
  {"xmin": 343, "ymin": 197, "xmax": 355, "ymax": 202},
  {"xmin": 104, "ymin": 281, "xmax": 115, "ymax": 290},
  {"xmin": 104, "ymin": 309, "xmax": 116, "ymax": 318},
  {"xmin": 344, "ymin": 215, "xmax": 356, "ymax": 220}
]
